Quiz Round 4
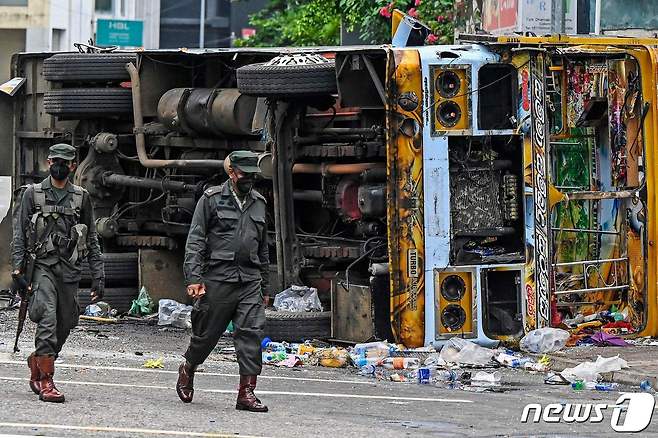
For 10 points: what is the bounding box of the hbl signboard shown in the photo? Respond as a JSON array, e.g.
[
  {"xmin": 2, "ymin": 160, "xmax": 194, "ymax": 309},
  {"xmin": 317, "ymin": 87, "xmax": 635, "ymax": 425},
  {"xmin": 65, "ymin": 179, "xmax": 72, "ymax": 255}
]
[{"xmin": 97, "ymin": 19, "xmax": 143, "ymax": 47}]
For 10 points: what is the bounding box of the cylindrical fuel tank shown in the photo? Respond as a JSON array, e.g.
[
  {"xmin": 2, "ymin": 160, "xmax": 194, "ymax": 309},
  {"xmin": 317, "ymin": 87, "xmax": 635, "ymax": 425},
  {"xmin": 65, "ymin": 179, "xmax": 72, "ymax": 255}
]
[{"xmin": 157, "ymin": 88, "xmax": 258, "ymax": 137}]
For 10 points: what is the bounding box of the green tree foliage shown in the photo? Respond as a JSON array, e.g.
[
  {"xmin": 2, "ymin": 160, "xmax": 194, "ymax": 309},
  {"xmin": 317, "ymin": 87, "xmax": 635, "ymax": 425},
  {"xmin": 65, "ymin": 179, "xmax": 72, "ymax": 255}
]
[
  {"xmin": 234, "ymin": 0, "xmax": 340, "ymax": 47},
  {"xmin": 235, "ymin": 0, "xmax": 458, "ymax": 47}
]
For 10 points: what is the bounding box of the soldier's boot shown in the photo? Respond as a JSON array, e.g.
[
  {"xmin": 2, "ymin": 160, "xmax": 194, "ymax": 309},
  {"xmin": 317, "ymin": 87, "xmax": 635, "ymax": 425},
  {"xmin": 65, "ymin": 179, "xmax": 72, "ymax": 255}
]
[
  {"xmin": 36, "ymin": 355, "xmax": 65, "ymax": 403},
  {"xmin": 176, "ymin": 361, "xmax": 196, "ymax": 403},
  {"xmin": 236, "ymin": 375, "xmax": 268, "ymax": 412},
  {"xmin": 27, "ymin": 353, "xmax": 42, "ymax": 395}
]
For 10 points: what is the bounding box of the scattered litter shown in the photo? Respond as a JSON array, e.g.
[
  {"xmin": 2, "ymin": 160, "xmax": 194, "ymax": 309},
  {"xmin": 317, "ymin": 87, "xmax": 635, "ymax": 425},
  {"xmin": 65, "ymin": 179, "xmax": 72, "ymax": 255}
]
[
  {"xmin": 134, "ymin": 351, "xmax": 144, "ymax": 356},
  {"xmin": 561, "ymin": 355, "xmax": 629, "ymax": 382},
  {"xmin": 587, "ymin": 332, "xmax": 629, "ymax": 347},
  {"xmin": 84, "ymin": 304, "xmax": 102, "ymax": 317},
  {"xmin": 382, "ymin": 357, "xmax": 420, "ymax": 370},
  {"xmin": 79, "ymin": 315, "xmax": 117, "ymax": 324},
  {"xmin": 129, "ymin": 286, "xmax": 156, "ymax": 317},
  {"xmin": 571, "ymin": 381, "xmax": 619, "ymax": 391},
  {"xmin": 143, "ymin": 357, "xmax": 164, "ymax": 369},
  {"xmin": 275, "ymin": 355, "xmax": 303, "ymax": 368},
  {"xmin": 273, "ymin": 285, "xmax": 323, "ymax": 312},
  {"xmin": 423, "ymin": 353, "xmax": 447, "ymax": 368},
  {"xmin": 627, "ymin": 336, "xmax": 658, "ymax": 346},
  {"xmin": 545, "ymin": 372, "xmax": 570, "ymax": 385},
  {"xmin": 520, "ymin": 328, "xmax": 570, "ymax": 353},
  {"xmin": 317, "ymin": 347, "xmax": 348, "ymax": 368},
  {"xmin": 157, "ymin": 299, "xmax": 192, "ymax": 329},
  {"xmin": 640, "ymin": 380, "xmax": 656, "ymax": 394},
  {"xmin": 471, "ymin": 371, "xmax": 501, "ymax": 385},
  {"xmin": 438, "ymin": 338, "xmax": 494, "ymax": 366}
]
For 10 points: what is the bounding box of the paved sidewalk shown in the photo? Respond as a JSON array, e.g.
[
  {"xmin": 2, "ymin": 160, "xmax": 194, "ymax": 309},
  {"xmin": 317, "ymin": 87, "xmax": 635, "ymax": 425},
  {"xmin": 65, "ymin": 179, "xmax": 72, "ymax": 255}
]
[{"xmin": 539, "ymin": 345, "xmax": 658, "ymax": 388}]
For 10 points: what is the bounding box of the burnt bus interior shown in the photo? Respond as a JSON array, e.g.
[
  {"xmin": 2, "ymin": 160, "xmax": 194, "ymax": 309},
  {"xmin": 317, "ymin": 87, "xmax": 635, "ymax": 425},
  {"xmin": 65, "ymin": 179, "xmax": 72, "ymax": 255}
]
[
  {"xmin": 12, "ymin": 49, "xmax": 393, "ymax": 339},
  {"xmin": 543, "ymin": 52, "xmax": 647, "ymax": 333}
]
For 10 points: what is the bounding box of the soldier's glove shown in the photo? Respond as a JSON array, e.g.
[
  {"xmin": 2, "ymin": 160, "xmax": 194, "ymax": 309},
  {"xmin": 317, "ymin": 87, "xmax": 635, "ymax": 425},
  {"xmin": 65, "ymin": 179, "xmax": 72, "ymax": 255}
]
[
  {"xmin": 11, "ymin": 272, "xmax": 28, "ymax": 292},
  {"xmin": 90, "ymin": 278, "xmax": 105, "ymax": 302}
]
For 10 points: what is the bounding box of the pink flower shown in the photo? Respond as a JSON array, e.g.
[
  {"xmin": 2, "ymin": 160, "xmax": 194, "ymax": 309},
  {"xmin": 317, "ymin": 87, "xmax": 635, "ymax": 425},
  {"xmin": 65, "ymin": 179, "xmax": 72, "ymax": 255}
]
[
  {"xmin": 426, "ymin": 33, "xmax": 438, "ymax": 44},
  {"xmin": 379, "ymin": 6, "xmax": 392, "ymax": 17},
  {"xmin": 408, "ymin": 7, "xmax": 418, "ymax": 17},
  {"xmin": 437, "ymin": 15, "xmax": 444, "ymax": 23},
  {"xmin": 415, "ymin": 0, "xmax": 421, "ymax": 5}
]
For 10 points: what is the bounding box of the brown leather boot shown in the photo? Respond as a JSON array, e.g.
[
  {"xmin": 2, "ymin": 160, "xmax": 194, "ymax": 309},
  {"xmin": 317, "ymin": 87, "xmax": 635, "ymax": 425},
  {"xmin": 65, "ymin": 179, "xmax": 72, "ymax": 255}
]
[
  {"xmin": 36, "ymin": 355, "xmax": 65, "ymax": 403},
  {"xmin": 236, "ymin": 375, "xmax": 268, "ymax": 412},
  {"xmin": 176, "ymin": 361, "xmax": 196, "ymax": 403},
  {"xmin": 27, "ymin": 353, "xmax": 42, "ymax": 395}
]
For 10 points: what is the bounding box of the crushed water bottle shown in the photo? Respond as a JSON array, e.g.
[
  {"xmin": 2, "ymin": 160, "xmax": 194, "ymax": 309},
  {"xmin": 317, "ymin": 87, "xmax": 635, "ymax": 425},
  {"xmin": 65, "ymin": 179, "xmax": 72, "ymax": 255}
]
[
  {"xmin": 640, "ymin": 380, "xmax": 656, "ymax": 394},
  {"xmin": 353, "ymin": 342, "xmax": 391, "ymax": 359},
  {"xmin": 382, "ymin": 357, "xmax": 420, "ymax": 370},
  {"xmin": 359, "ymin": 364, "xmax": 377, "ymax": 376},
  {"xmin": 261, "ymin": 337, "xmax": 288, "ymax": 351}
]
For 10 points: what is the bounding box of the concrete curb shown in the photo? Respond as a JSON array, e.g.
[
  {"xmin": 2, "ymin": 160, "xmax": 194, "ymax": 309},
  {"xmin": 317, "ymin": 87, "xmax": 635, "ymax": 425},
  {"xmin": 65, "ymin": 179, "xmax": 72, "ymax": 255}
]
[{"xmin": 532, "ymin": 353, "xmax": 658, "ymax": 389}]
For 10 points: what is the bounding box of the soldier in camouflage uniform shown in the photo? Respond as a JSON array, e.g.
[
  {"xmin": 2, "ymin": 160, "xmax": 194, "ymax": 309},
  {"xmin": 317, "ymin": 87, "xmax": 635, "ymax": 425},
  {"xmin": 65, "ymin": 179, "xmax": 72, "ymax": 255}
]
[
  {"xmin": 11, "ymin": 143, "xmax": 104, "ymax": 403},
  {"xmin": 176, "ymin": 150, "xmax": 269, "ymax": 412}
]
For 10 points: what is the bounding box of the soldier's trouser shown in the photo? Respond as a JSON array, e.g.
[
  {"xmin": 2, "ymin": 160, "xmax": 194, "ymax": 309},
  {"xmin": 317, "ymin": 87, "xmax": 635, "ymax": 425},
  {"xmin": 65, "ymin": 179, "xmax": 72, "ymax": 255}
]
[
  {"xmin": 29, "ymin": 263, "xmax": 79, "ymax": 357},
  {"xmin": 184, "ymin": 279, "xmax": 265, "ymax": 375}
]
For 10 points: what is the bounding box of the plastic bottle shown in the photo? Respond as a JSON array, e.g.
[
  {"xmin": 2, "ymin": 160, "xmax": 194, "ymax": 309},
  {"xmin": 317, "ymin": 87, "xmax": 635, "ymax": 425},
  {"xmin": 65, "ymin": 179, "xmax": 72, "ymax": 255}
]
[
  {"xmin": 510, "ymin": 358, "xmax": 533, "ymax": 368},
  {"xmin": 261, "ymin": 337, "xmax": 287, "ymax": 351},
  {"xmin": 382, "ymin": 357, "xmax": 420, "ymax": 370},
  {"xmin": 354, "ymin": 356, "xmax": 383, "ymax": 367},
  {"xmin": 571, "ymin": 380, "xmax": 584, "ymax": 390},
  {"xmin": 405, "ymin": 367, "xmax": 434, "ymax": 384},
  {"xmin": 640, "ymin": 380, "xmax": 656, "ymax": 394},
  {"xmin": 262, "ymin": 351, "xmax": 287, "ymax": 362},
  {"xmin": 593, "ymin": 383, "xmax": 619, "ymax": 391},
  {"xmin": 353, "ymin": 342, "xmax": 391, "ymax": 359},
  {"xmin": 359, "ymin": 364, "xmax": 377, "ymax": 376},
  {"xmin": 433, "ymin": 370, "xmax": 458, "ymax": 382}
]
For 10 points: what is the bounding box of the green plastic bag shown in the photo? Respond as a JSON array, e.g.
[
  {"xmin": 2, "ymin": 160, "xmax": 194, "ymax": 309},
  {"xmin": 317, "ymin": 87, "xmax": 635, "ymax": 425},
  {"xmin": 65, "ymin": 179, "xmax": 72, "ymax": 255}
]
[{"xmin": 129, "ymin": 286, "xmax": 155, "ymax": 316}]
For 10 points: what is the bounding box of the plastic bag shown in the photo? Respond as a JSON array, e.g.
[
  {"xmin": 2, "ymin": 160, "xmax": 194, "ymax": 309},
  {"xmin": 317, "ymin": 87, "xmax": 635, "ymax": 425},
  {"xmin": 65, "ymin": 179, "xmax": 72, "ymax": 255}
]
[
  {"xmin": 129, "ymin": 286, "xmax": 156, "ymax": 316},
  {"xmin": 317, "ymin": 348, "xmax": 348, "ymax": 368},
  {"xmin": 520, "ymin": 328, "xmax": 570, "ymax": 353},
  {"xmin": 157, "ymin": 299, "xmax": 192, "ymax": 329},
  {"xmin": 84, "ymin": 301, "xmax": 113, "ymax": 317},
  {"xmin": 561, "ymin": 355, "xmax": 629, "ymax": 382},
  {"xmin": 273, "ymin": 285, "xmax": 323, "ymax": 312},
  {"xmin": 438, "ymin": 338, "xmax": 494, "ymax": 366}
]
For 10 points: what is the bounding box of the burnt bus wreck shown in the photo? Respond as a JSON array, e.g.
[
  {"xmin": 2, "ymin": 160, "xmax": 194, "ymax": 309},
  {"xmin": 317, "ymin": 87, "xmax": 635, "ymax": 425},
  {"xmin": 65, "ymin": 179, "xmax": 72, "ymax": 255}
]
[
  {"xmin": 9, "ymin": 48, "xmax": 390, "ymax": 342},
  {"xmin": 7, "ymin": 29, "xmax": 658, "ymax": 346}
]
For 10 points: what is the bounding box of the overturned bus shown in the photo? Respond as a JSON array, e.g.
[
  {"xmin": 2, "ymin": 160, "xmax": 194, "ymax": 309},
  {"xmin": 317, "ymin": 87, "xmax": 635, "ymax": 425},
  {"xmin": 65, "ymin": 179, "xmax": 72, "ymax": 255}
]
[{"xmin": 3, "ymin": 24, "xmax": 657, "ymax": 347}]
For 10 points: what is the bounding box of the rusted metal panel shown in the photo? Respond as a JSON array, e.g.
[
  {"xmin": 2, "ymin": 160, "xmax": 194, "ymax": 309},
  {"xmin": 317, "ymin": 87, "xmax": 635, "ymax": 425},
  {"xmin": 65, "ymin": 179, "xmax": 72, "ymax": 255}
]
[
  {"xmin": 331, "ymin": 281, "xmax": 374, "ymax": 343},
  {"xmin": 138, "ymin": 248, "xmax": 189, "ymax": 305}
]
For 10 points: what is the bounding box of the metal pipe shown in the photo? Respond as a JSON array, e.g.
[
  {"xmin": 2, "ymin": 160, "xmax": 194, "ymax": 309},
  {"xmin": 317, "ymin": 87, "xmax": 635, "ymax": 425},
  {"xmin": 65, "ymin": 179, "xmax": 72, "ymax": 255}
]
[
  {"xmin": 102, "ymin": 173, "xmax": 195, "ymax": 193},
  {"xmin": 293, "ymin": 190, "xmax": 323, "ymax": 202},
  {"xmin": 552, "ymin": 257, "xmax": 627, "ymax": 268},
  {"xmin": 304, "ymin": 127, "xmax": 382, "ymax": 136},
  {"xmin": 292, "ymin": 162, "xmax": 385, "ymax": 175},
  {"xmin": 126, "ymin": 62, "xmax": 224, "ymax": 169}
]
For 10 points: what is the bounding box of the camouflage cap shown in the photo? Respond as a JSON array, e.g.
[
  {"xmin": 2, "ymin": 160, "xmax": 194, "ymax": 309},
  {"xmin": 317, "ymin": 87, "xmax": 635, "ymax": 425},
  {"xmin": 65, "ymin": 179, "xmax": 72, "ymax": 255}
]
[
  {"xmin": 48, "ymin": 143, "xmax": 76, "ymax": 161},
  {"xmin": 227, "ymin": 150, "xmax": 261, "ymax": 174}
]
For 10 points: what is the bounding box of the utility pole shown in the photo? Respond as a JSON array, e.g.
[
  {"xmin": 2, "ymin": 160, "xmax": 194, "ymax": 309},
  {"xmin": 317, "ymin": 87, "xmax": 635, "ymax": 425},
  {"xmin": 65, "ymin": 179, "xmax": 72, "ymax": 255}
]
[{"xmin": 199, "ymin": 0, "xmax": 206, "ymax": 48}]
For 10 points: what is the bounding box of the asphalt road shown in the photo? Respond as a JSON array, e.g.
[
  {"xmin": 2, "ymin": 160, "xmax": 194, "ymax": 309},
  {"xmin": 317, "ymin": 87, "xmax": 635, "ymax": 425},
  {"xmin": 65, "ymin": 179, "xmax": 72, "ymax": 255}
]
[{"xmin": 0, "ymin": 310, "xmax": 656, "ymax": 438}]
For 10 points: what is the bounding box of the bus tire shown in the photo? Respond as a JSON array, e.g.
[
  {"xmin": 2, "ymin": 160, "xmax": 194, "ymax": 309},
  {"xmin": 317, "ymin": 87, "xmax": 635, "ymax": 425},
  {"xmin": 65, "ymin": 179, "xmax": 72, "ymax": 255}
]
[
  {"xmin": 264, "ymin": 310, "xmax": 331, "ymax": 342},
  {"xmin": 43, "ymin": 53, "xmax": 135, "ymax": 82},
  {"xmin": 80, "ymin": 252, "xmax": 138, "ymax": 287},
  {"xmin": 44, "ymin": 88, "xmax": 133, "ymax": 116},
  {"xmin": 236, "ymin": 61, "xmax": 337, "ymax": 98}
]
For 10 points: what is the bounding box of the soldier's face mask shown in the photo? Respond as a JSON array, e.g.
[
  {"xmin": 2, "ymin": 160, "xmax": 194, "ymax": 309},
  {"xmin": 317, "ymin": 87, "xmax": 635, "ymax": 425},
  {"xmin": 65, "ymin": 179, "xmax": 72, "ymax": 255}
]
[
  {"xmin": 231, "ymin": 168, "xmax": 254, "ymax": 194},
  {"xmin": 49, "ymin": 159, "xmax": 72, "ymax": 181},
  {"xmin": 235, "ymin": 175, "xmax": 254, "ymax": 194}
]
